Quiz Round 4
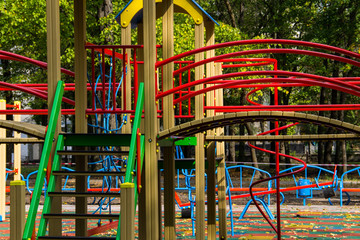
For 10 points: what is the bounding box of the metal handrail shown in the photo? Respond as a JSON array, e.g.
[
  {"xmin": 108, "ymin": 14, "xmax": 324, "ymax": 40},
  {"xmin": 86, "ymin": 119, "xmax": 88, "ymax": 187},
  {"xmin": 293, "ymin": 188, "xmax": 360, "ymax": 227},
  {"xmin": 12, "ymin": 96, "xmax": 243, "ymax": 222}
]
[
  {"xmin": 116, "ymin": 82, "xmax": 145, "ymax": 240},
  {"xmin": 22, "ymin": 80, "xmax": 64, "ymax": 239}
]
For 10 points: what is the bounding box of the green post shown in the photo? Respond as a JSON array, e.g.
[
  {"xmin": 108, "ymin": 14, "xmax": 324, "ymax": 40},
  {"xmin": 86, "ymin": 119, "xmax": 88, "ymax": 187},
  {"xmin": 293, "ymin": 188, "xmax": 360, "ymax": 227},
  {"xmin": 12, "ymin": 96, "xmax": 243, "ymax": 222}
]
[
  {"xmin": 125, "ymin": 82, "xmax": 144, "ymax": 183},
  {"xmin": 10, "ymin": 180, "xmax": 25, "ymax": 240}
]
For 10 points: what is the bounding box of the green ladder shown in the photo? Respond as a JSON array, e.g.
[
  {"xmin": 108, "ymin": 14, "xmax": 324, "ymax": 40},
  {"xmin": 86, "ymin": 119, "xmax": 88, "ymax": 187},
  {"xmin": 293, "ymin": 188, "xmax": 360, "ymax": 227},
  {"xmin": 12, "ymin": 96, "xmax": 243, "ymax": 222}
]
[{"xmin": 23, "ymin": 82, "xmax": 145, "ymax": 240}]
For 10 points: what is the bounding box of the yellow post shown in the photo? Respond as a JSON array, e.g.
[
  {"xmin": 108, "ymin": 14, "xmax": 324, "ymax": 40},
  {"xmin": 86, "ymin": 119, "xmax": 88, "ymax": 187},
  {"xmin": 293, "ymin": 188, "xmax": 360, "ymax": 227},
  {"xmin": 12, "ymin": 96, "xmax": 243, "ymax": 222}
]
[
  {"xmin": 47, "ymin": 0, "xmax": 62, "ymax": 235},
  {"xmin": 137, "ymin": 23, "xmax": 145, "ymax": 134},
  {"xmin": 162, "ymin": 0, "xmax": 176, "ymax": 239},
  {"xmin": 121, "ymin": 183, "xmax": 135, "ymax": 240},
  {"xmin": 194, "ymin": 21, "xmax": 205, "ymax": 239},
  {"xmin": 0, "ymin": 99, "xmax": 6, "ymax": 222},
  {"xmin": 74, "ymin": 0, "xmax": 88, "ymax": 236},
  {"xmin": 215, "ymin": 63, "xmax": 227, "ymax": 239},
  {"xmin": 137, "ymin": 25, "xmax": 146, "ymax": 240},
  {"xmin": 121, "ymin": 24, "xmax": 132, "ymax": 140},
  {"xmin": 143, "ymin": 0, "xmax": 159, "ymax": 239},
  {"xmin": 10, "ymin": 180, "xmax": 25, "ymax": 240},
  {"xmin": 13, "ymin": 101, "xmax": 21, "ymax": 181},
  {"xmin": 206, "ymin": 141, "xmax": 216, "ymax": 240},
  {"xmin": 205, "ymin": 20, "xmax": 216, "ymax": 240}
]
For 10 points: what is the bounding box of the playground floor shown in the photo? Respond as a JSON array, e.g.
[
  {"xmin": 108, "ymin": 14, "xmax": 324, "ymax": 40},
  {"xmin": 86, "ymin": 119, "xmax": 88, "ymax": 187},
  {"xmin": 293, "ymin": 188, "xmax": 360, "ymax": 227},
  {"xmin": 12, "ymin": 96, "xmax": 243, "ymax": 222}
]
[{"xmin": 1, "ymin": 204, "xmax": 360, "ymax": 239}]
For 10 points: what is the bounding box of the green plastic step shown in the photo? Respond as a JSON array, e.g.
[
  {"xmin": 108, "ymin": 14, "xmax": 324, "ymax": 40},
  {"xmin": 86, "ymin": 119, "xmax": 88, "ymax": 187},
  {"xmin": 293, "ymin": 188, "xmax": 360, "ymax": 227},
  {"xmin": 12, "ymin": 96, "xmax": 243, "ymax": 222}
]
[
  {"xmin": 61, "ymin": 133, "xmax": 132, "ymax": 147},
  {"xmin": 57, "ymin": 150, "xmax": 129, "ymax": 156}
]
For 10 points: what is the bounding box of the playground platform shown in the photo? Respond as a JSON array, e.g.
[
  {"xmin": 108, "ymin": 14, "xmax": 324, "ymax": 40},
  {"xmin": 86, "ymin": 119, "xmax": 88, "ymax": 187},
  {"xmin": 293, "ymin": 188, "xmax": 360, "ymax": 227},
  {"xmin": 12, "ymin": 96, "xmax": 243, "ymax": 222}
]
[{"xmin": 1, "ymin": 204, "xmax": 360, "ymax": 239}]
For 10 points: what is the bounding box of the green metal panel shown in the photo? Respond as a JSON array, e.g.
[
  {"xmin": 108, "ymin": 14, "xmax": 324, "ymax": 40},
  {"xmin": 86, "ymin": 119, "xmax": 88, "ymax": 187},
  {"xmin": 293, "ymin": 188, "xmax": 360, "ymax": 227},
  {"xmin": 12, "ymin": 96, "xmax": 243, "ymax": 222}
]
[
  {"xmin": 62, "ymin": 133, "xmax": 132, "ymax": 147},
  {"xmin": 175, "ymin": 137, "xmax": 197, "ymax": 146},
  {"xmin": 157, "ymin": 136, "xmax": 197, "ymax": 147},
  {"xmin": 23, "ymin": 81, "xmax": 64, "ymax": 240},
  {"xmin": 37, "ymin": 135, "xmax": 65, "ymax": 238}
]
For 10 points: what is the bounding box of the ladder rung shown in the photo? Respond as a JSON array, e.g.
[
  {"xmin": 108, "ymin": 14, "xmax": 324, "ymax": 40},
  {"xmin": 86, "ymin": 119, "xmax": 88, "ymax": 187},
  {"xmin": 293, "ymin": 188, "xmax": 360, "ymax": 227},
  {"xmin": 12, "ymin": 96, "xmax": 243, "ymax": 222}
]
[
  {"xmin": 48, "ymin": 192, "xmax": 120, "ymax": 198},
  {"xmin": 57, "ymin": 150, "xmax": 129, "ymax": 156},
  {"xmin": 43, "ymin": 213, "xmax": 119, "ymax": 220},
  {"xmin": 61, "ymin": 133, "xmax": 132, "ymax": 147},
  {"xmin": 52, "ymin": 171, "xmax": 126, "ymax": 176},
  {"xmin": 38, "ymin": 237, "xmax": 116, "ymax": 240}
]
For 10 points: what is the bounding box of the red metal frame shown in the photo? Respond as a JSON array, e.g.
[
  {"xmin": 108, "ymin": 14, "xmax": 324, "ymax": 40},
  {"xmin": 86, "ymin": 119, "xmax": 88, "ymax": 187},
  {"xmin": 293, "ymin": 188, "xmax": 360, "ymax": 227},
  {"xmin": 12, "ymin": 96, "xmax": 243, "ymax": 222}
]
[
  {"xmin": 171, "ymin": 49, "xmax": 360, "ymax": 77},
  {"xmin": 158, "ymin": 73, "xmax": 360, "ymax": 103},
  {"xmin": 3, "ymin": 39, "xmax": 360, "ymax": 239},
  {"xmin": 156, "ymin": 39, "xmax": 360, "ymax": 68},
  {"xmin": 136, "ymin": 128, "xmax": 141, "ymax": 193}
]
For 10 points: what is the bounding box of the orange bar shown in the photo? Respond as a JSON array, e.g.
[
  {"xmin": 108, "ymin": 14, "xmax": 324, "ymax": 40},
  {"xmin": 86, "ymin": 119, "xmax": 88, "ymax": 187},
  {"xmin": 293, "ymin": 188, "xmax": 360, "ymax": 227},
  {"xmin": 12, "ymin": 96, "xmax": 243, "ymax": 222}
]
[
  {"xmin": 229, "ymin": 187, "xmax": 268, "ymax": 192},
  {"xmin": 174, "ymin": 191, "xmax": 183, "ymax": 206},
  {"xmin": 341, "ymin": 188, "xmax": 360, "ymax": 192}
]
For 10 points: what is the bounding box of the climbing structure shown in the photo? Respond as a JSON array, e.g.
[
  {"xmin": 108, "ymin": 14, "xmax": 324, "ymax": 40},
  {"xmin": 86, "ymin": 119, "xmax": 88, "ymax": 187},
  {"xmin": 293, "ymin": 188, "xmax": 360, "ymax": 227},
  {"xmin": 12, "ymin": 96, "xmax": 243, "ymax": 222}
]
[{"xmin": 0, "ymin": 0, "xmax": 359, "ymax": 240}]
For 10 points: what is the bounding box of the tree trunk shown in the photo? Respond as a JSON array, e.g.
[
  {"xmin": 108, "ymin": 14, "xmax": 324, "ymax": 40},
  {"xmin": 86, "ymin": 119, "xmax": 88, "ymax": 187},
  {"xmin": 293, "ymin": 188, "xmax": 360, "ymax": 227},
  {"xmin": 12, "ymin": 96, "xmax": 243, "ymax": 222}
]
[
  {"xmin": 245, "ymin": 123, "xmax": 259, "ymax": 169},
  {"xmin": 238, "ymin": 90, "xmax": 246, "ymax": 163},
  {"xmin": 279, "ymin": 86, "xmax": 292, "ymax": 167},
  {"xmin": 338, "ymin": 91, "xmax": 347, "ymax": 174},
  {"xmin": 229, "ymin": 125, "xmax": 236, "ymax": 162},
  {"xmin": 2, "ymin": 60, "xmax": 13, "ymax": 166},
  {"xmin": 238, "ymin": 124, "xmax": 245, "ymax": 162},
  {"xmin": 324, "ymin": 87, "xmax": 338, "ymax": 164},
  {"xmin": 341, "ymin": 141, "xmax": 347, "ymax": 177},
  {"xmin": 269, "ymin": 91, "xmax": 275, "ymax": 165},
  {"xmin": 98, "ymin": 0, "xmax": 113, "ymax": 42},
  {"xmin": 318, "ymin": 87, "xmax": 327, "ymax": 164},
  {"xmin": 224, "ymin": 0, "xmax": 237, "ymax": 28}
]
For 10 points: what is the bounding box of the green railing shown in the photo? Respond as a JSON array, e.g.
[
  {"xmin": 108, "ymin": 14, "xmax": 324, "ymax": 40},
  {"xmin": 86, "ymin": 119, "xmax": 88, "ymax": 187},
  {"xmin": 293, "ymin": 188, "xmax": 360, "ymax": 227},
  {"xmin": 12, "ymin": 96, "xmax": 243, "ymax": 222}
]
[
  {"xmin": 116, "ymin": 82, "xmax": 145, "ymax": 240},
  {"xmin": 124, "ymin": 82, "xmax": 144, "ymax": 183},
  {"xmin": 23, "ymin": 80, "xmax": 64, "ymax": 240},
  {"xmin": 36, "ymin": 134, "xmax": 65, "ymax": 238}
]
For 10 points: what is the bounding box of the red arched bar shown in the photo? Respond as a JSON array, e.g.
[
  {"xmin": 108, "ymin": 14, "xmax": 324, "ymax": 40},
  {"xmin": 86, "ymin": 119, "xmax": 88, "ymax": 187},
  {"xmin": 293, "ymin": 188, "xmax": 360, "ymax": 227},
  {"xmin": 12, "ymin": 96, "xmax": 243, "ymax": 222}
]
[
  {"xmin": 156, "ymin": 39, "xmax": 360, "ymax": 68},
  {"xmin": 172, "ymin": 49, "xmax": 360, "ymax": 76}
]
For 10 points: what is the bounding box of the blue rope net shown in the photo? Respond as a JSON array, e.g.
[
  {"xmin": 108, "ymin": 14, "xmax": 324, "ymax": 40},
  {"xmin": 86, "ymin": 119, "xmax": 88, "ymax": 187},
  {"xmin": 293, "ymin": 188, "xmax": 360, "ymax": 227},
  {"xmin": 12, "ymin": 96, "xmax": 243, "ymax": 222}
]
[{"xmin": 87, "ymin": 53, "xmax": 128, "ymax": 223}]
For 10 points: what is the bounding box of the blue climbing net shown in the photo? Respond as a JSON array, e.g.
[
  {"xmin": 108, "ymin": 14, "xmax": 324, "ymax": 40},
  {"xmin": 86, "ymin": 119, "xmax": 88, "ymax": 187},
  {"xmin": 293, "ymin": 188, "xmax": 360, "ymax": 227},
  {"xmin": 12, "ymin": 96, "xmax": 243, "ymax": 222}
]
[{"xmin": 87, "ymin": 53, "xmax": 128, "ymax": 220}]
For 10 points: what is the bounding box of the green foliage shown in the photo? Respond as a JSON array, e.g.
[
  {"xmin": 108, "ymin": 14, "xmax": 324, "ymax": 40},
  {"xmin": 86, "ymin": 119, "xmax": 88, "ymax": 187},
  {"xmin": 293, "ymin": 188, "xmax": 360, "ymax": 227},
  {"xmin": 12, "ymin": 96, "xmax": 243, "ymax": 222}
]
[{"xmin": 173, "ymin": 14, "xmax": 195, "ymax": 56}]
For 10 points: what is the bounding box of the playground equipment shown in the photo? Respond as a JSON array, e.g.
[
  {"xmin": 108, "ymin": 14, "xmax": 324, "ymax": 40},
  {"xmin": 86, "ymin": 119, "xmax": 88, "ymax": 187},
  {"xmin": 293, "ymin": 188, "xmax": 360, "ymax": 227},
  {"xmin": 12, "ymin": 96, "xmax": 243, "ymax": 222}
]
[
  {"xmin": 20, "ymin": 80, "xmax": 145, "ymax": 239},
  {"xmin": 0, "ymin": 0, "xmax": 360, "ymax": 239},
  {"xmin": 5, "ymin": 37, "xmax": 360, "ymax": 239}
]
